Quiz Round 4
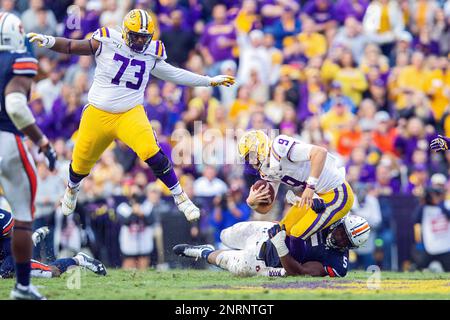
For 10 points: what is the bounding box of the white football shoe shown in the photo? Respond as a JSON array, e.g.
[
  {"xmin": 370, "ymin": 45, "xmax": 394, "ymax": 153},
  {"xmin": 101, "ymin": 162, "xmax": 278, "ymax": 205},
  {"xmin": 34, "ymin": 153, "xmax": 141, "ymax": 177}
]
[
  {"xmin": 173, "ymin": 244, "xmax": 215, "ymax": 260},
  {"xmin": 174, "ymin": 191, "xmax": 200, "ymax": 222},
  {"xmin": 74, "ymin": 252, "xmax": 107, "ymax": 276},
  {"xmin": 61, "ymin": 185, "xmax": 80, "ymax": 216},
  {"xmin": 10, "ymin": 283, "xmax": 46, "ymax": 300}
]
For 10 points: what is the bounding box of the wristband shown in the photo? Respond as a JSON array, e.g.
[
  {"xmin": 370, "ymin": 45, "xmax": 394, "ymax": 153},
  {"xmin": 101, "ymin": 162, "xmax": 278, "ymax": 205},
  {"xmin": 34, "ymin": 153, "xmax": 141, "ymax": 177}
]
[
  {"xmin": 273, "ymin": 241, "xmax": 289, "ymax": 257},
  {"xmin": 306, "ymin": 176, "xmax": 318, "ymax": 187},
  {"xmin": 45, "ymin": 35, "xmax": 56, "ymax": 48}
]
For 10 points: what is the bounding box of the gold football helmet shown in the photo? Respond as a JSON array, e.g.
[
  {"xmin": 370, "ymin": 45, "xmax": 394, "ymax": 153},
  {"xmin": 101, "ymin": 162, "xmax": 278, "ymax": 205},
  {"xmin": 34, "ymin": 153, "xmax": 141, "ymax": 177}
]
[
  {"xmin": 237, "ymin": 130, "xmax": 270, "ymax": 170},
  {"xmin": 122, "ymin": 9, "xmax": 155, "ymax": 53}
]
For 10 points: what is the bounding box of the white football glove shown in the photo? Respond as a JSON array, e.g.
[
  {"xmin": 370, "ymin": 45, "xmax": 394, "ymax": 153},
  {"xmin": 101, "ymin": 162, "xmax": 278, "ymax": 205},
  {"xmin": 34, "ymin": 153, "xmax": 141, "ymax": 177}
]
[
  {"xmin": 27, "ymin": 32, "xmax": 55, "ymax": 48},
  {"xmin": 209, "ymin": 75, "xmax": 235, "ymax": 87}
]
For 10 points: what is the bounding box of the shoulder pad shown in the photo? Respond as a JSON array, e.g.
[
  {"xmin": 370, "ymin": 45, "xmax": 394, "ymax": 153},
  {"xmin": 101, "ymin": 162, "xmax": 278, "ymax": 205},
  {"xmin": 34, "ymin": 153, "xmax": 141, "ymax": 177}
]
[
  {"xmin": 271, "ymin": 135, "xmax": 296, "ymax": 161},
  {"xmin": 91, "ymin": 27, "xmax": 114, "ymax": 42},
  {"xmin": 0, "ymin": 208, "xmax": 14, "ymax": 238},
  {"xmin": 147, "ymin": 40, "xmax": 167, "ymax": 60}
]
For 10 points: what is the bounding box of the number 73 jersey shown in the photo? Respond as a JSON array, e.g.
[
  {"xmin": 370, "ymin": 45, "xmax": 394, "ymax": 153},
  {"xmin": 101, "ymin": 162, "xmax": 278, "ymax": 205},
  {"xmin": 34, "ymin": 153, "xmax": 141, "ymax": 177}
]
[{"xmin": 88, "ymin": 27, "xmax": 167, "ymax": 113}]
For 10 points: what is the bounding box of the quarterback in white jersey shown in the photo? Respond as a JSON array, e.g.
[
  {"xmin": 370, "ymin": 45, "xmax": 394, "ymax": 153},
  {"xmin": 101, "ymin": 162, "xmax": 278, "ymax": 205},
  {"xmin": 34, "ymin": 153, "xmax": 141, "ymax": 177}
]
[
  {"xmin": 238, "ymin": 130, "xmax": 355, "ymax": 240},
  {"xmin": 27, "ymin": 9, "xmax": 235, "ymax": 223}
]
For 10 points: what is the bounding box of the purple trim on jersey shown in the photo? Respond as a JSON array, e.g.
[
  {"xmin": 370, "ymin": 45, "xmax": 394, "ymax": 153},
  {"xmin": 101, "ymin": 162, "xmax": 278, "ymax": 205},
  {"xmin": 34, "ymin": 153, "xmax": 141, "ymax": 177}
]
[
  {"xmin": 161, "ymin": 42, "xmax": 165, "ymax": 58},
  {"xmin": 96, "ymin": 41, "xmax": 103, "ymax": 57},
  {"xmin": 105, "ymin": 27, "xmax": 110, "ymax": 38},
  {"xmin": 272, "ymin": 147, "xmax": 282, "ymax": 161},
  {"xmin": 287, "ymin": 142, "xmax": 298, "ymax": 162},
  {"xmin": 155, "ymin": 40, "xmax": 160, "ymax": 56},
  {"xmin": 298, "ymin": 184, "xmax": 342, "ymax": 239},
  {"xmin": 320, "ymin": 183, "xmax": 348, "ymax": 230}
]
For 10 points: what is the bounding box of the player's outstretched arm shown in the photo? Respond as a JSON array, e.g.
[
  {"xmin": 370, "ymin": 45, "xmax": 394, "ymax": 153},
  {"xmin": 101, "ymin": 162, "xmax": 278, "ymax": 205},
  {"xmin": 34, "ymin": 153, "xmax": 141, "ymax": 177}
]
[
  {"xmin": 151, "ymin": 59, "xmax": 235, "ymax": 87},
  {"xmin": 27, "ymin": 33, "xmax": 100, "ymax": 56},
  {"xmin": 268, "ymin": 224, "xmax": 327, "ymax": 277},
  {"xmin": 5, "ymin": 76, "xmax": 57, "ymax": 171}
]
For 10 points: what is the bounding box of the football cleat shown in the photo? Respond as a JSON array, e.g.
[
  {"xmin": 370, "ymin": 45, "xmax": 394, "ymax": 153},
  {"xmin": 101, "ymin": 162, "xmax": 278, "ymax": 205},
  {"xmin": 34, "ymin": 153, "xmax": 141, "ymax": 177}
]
[
  {"xmin": 61, "ymin": 185, "xmax": 80, "ymax": 216},
  {"xmin": 174, "ymin": 192, "xmax": 200, "ymax": 222},
  {"xmin": 74, "ymin": 252, "xmax": 107, "ymax": 276},
  {"xmin": 173, "ymin": 244, "xmax": 215, "ymax": 260},
  {"xmin": 10, "ymin": 283, "xmax": 46, "ymax": 300}
]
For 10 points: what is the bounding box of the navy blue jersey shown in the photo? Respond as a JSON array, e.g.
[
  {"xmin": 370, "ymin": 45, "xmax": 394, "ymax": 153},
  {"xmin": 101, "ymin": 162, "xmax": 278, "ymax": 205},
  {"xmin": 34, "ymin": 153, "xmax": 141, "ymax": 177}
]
[
  {"xmin": 0, "ymin": 209, "xmax": 14, "ymax": 278},
  {"xmin": 0, "ymin": 208, "xmax": 14, "ymax": 239},
  {"xmin": 260, "ymin": 227, "xmax": 349, "ymax": 277},
  {"xmin": 0, "ymin": 50, "xmax": 38, "ymax": 135}
]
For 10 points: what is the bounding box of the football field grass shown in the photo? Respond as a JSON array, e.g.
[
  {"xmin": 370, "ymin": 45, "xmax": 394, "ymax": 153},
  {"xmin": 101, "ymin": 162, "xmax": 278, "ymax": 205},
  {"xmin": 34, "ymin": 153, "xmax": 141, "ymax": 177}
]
[{"xmin": 1, "ymin": 269, "xmax": 449, "ymax": 300}]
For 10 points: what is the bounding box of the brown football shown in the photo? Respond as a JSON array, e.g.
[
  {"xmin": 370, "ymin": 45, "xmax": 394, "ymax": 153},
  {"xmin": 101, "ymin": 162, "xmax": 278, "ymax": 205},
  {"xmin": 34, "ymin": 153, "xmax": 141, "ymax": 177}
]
[{"xmin": 251, "ymin": 180, "xmax": 275, "ymax": 213}]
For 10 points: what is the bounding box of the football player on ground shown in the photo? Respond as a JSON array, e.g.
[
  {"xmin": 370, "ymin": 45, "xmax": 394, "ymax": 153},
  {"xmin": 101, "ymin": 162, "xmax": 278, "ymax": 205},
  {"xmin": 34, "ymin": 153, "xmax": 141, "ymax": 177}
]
[
  {"xmin": 237, "ymin": 130, "xmax": 354, "ymax": 240},
  {"xmin": 174, "ymin": 215, "xmax": 370, "ymax": 277},
  {"xmin": 0, "ymin": 13, "xmax": 57, "ymax": 299},
  {"xmin": 0, "ymin": 208, "xmax": 107, "ymax": 279},
  {"xmin": 27, "ymin": 9, "xmax": 235, "ymax": 223}
]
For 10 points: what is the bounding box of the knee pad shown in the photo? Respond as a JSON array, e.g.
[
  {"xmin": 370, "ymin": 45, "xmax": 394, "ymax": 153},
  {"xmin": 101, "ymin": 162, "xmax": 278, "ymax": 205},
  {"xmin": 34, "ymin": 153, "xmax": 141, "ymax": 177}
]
[{"xmin": 145, "ymin": 150, "xmax": 173, "ymax": 177}]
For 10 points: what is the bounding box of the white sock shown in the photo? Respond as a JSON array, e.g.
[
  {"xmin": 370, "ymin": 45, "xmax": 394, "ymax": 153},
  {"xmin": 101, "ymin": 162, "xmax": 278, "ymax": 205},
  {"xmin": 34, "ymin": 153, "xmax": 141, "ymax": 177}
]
[
  {"xmin": 170, "ymin": 183, "xmax": 183, "ymax": 196},
  {"xmin": 68, "ymin": 179, "xmax": 80, "ymax": 189}
]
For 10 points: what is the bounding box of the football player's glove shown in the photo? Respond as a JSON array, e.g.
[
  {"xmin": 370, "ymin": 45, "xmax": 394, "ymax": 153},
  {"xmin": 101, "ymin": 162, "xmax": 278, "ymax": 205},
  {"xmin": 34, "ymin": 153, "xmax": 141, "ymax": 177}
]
[
  {"xmin": 268, "ymin": 224, "xmax": 288, "ymax": 257},
  {"xmin": 27, "ymin": 32, "xmax": 55, "ymax": 48},
  {"xmin": 311, "ymin": 198, "xmax": 326, "ymax": 214},
  {"xmin": 430, "ymin": 135, "xmax": 450, "ymax": 152},
  {"xmin": 39, "ymin": 142, "xmax": 57, "ymax": 171},
  {"xmin": 209, "ymin": 75, "xmax": 235, "ymax": 87}
]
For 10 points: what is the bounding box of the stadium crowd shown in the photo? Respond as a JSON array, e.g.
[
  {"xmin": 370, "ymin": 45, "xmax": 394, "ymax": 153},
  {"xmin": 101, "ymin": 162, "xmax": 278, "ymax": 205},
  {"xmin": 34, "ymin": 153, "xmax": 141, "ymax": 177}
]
[{"xmin": 0, "ymin": 0, "xmax": 449, "ymax": 272}]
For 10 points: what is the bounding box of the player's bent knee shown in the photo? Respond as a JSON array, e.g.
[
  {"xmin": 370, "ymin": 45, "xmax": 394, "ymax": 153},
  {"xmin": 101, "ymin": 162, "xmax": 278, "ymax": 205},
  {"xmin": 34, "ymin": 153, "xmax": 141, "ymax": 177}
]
[
  {"xmin": 145, "ymin": 149, "xmax": 173, "ymax": 177},
  {"xmin": 138, "ymin": 146, "xmax": 160, "ymax": 162}
]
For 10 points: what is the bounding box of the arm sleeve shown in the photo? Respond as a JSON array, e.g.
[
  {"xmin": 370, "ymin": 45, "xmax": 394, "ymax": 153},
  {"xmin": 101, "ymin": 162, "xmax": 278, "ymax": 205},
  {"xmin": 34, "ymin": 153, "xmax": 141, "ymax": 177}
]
[
  {"xmin": 12, "ymin": 55, "xmax": 38, "ymax": 77},
  {"xmin": 150, "ymin": 60, "xmax": 211, "ymax": 87}
]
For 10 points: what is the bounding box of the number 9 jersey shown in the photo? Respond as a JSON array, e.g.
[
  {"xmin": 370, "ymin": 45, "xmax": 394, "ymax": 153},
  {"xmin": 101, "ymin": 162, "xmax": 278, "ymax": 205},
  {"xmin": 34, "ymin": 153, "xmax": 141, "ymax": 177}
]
[{"xmin": 88, "ymin": 27, "xmax": 167, "ymax": 113}]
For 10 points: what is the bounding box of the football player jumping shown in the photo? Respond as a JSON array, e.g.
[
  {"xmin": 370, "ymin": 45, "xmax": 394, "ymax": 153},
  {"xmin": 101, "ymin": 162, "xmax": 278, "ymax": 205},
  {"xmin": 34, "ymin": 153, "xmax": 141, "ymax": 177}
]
[
  {"xmin": 237, "ymin": 130, "xmax": 355, "ymax": 240},
  {"xmin": 27, "ymin": 9, "xmax": 235, "ymax": 222},
  {"xmin": 174, "ymin": 215, "xmax": 370, "ymax": 277}
]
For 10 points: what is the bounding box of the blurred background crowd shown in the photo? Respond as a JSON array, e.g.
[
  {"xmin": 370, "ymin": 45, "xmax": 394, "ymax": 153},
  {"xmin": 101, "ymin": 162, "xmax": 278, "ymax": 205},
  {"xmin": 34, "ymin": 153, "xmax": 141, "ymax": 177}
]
[{"xmin": 0, "ymin": 0, "xmax": 449, "ymax": 273}]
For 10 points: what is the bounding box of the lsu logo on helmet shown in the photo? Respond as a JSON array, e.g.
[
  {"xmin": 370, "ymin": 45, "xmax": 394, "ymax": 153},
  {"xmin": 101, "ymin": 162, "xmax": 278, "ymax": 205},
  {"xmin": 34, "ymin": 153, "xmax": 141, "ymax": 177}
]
[{"xmin": 238, "ymin": 130, "xmax": 270, "ymax": 169}]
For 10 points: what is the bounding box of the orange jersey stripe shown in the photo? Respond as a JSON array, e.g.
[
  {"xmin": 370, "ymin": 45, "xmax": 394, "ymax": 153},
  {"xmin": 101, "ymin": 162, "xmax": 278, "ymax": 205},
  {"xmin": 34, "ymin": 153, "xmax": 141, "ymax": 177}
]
[
  {"xmin": 13, "ymin": 62, "xmax": 38, "ymax": 70},
  {"xmin": 2, "ymin": 221, "xmax": 14, "ymax": 235},
  {"xmin": 31, "ymin": 262, "xmax": 52, "ymax": 271}
]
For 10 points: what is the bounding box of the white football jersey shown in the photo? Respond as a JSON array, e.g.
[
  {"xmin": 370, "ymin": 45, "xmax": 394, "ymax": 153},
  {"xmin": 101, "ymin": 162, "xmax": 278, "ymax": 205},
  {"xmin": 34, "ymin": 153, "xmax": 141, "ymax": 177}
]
[
  {"xmin": 88, "ymin": 27, "xmax": 167, "ymax": 113},
  {"xmin": 259, "ymin": 135, "xmax": 345, "ymax": 194}
]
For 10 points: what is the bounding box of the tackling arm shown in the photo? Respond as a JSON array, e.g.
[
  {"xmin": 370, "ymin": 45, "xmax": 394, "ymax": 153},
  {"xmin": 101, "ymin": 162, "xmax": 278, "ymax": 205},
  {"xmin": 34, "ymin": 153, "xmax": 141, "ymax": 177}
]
[
  {"xmin": 279, "ymin": 257, "xmax": 327, "ymax": 277},
  {"xmin": 268, "ymin": 224, "xmax": 327, "ymax": 276}
]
